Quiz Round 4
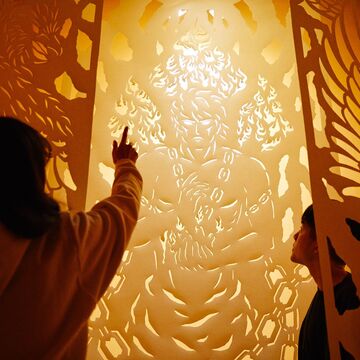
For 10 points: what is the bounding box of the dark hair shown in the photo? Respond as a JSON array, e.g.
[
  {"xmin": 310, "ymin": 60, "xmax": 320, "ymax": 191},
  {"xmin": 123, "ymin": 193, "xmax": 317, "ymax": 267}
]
[
  {"xmin": 0, "ymin": 116, "xmax": 60, "ymax": 238},
  {"xmin": 302, "ymin": 204, "xmax": 345, "ymax": 266},
  {"xmin": 301, "ymin": 204, "xmax": 315, "ymax": 231}
]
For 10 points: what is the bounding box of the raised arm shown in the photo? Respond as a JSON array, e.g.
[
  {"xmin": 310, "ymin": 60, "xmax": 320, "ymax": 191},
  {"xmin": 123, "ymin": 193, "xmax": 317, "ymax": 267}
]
[{"xmin": 67, "ymin": 127, "xmax": 143, "ymax": 300}]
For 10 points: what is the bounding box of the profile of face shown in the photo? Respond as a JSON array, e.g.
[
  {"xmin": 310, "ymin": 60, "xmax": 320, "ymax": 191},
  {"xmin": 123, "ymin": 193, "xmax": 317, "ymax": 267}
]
[{"xmin": 291, "ymin": 221, "xmax": 317, "ymax": 266}]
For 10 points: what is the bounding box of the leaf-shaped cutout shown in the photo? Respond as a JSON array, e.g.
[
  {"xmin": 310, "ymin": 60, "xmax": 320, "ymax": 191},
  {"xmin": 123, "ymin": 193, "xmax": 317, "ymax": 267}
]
[
  {"xmin": 319, "ymin": 59, "xmax": 344, "ymax": 108},
  {"xmin": 343, "ymin": 186, "xmax": 360, "ymax": 198},
  {"xmin": 37, "ymin": 88, "xmax": 51, "ymax": 95},
  {"xmin": 353, "ymin": 65, "xmax": 360, "ymax": 93},
  {"xmin": 334, "ymin": 16, "xmax": 353, "ymax": 70},
  {"xmin": 343, "ymin": 108, "xmax": 360, "ymax": 136},
  {"xmin": 330, "ymin": 151, "xmax": 359, "ymax": 170},
  {"xmin": 330, "ymin": 166, "xmax": 360, "ymax": 185},
  {"xmin": 332, "ymin": 122, "xmax": 360, "ymax": 155},
  {"xmin": 343, "ymin": 1, "xmax": 360, "ymax": 65},
  {"xmin": 346, "ymin": 93, "xmax": 360, "ymax": 122},
  {"xmin": 56, "ymin": 120, "xmax": 69, "ymax": 137},
  {"xmin": 324, "ymin": 37, "xmax": 347, "ymax": 89},
  {"xmin": 15, "ymin": 99, "xmax": 26, "ymax": 112},
  {"xmin": 348, "ymin": 78, "xmax": 360, "ymax": 109},
  {"xmin": 331, "ymin": 135, "xmax": 360, "ymax": 162},
  {"xmin": 322, "ymin": 177, "xmax": 343, "ymax": 202},
  {"xmin": 35, "ymin": 111, "xmax": 47, "ymax": 126},
  {"xmin": 32, "ymin": 40, "xmax": 48, "ymax": 61},
  {"xmin": 345, "ymin": 218, "xmax": 360, "ymax": 241},
  {"xmin": 60, "ymin": 18, "xmax": 72, "ymax": 39},
  {"xmin": 18, "ymin": 77, "xmax": 31, "ymax": 85}
]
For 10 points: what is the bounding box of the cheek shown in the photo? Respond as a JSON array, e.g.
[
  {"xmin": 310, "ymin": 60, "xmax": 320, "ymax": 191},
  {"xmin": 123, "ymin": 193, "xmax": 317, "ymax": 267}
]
[{"xmin": 293, "ymin": 236, "xmax": 304, "ymax": 252}]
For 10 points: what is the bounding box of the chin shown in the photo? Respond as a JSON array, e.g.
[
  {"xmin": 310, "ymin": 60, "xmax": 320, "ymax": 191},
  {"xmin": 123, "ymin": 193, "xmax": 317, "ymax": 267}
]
[{"xmin": 290, "ymin": 255, "xmax": 304, "ymax": 265}]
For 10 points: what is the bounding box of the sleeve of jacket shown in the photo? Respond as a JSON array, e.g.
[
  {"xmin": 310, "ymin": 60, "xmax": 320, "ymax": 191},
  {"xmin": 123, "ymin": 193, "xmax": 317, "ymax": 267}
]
[{"xmin": 69, "ymin": 159, "xmax": 143, "ymax": 302}]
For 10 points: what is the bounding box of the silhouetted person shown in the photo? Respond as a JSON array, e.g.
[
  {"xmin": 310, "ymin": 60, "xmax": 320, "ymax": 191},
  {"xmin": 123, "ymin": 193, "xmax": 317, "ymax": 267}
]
[
  {"xmin": 0, "ymin": 117, "xmax": 142, "ymax": 359},
  {"xmin": 291, "ymin": 204, "xmax": 359, "ymax": 359}
]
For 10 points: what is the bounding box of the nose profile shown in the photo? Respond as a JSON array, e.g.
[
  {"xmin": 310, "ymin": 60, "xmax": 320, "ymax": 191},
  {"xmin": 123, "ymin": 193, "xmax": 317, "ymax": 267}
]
[{"xmin": 293, "ymin": 231, "xmax": 299, "ymax": 240}]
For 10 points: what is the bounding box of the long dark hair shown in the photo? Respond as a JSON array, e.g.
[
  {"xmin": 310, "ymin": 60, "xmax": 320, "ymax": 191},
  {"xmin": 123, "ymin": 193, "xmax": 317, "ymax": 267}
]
[{"xmin": 0, "ymin": 116, "xmax": 60, "ymax": 238}]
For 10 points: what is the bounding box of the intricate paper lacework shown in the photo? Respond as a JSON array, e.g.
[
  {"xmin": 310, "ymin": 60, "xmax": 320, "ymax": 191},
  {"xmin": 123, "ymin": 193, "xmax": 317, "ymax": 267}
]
[
  {"xmin": 0, "ymin": 0, "xmax": 102, "ymax": 209},
  {"xmin": 292, "ymin": 0, "xmax": 360, "ymax": 358},
  {"xmin": 87, "ymin": 1, "xmax": 314, "ymax": 359}
]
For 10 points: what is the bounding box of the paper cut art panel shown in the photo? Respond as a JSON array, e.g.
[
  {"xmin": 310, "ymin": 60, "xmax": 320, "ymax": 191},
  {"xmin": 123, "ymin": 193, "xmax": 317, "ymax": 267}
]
[
  {"xmin": 87, "ymin": 1, "xmax": 314, "ymax": 359},
  {"xmin": 292, "ymin": 0, "xmax": 360, "ymax": 358},
  {"xmin": 0, "ymin": 0, "xmax": 102, "ymax": 210}
]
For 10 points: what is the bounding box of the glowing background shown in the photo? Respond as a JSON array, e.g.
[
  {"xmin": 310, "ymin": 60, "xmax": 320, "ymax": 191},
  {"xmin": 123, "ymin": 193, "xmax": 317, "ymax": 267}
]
[
  {"xmin": 86, "ymin": 1, "xmax": 314, "ymax": 358},
  {"xmin": 4, "ymin": 0, "xmax": 359, "ymax": 358}
]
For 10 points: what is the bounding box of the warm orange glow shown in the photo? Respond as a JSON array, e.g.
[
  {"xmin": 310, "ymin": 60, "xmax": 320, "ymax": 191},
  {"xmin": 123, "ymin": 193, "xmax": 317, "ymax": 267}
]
[
  {"xmin": 87, "ymin": 1, "xmax": 314, "ymax": 358},
  {"xmin": 234, "ymin": 1, "xmax": 257, "ymax": 32},
  {"xmin": 3, "ymin": 0, "xmax": 359, "ymax": 358},
  {"xmin": 139, "ymin": 0, "xmax": 163, "ymax": 28}
]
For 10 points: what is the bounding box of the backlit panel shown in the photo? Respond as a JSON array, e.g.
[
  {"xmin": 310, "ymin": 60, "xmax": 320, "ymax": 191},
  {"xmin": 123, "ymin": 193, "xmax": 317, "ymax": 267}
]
[
  {"xmin": 291, "ymin": 0, "xmax": 360, "ymax": 358},
  {"xmin": 87, "ymin": 1, "xmax": 314, "ymax": 358},
  {"xmin": 0, "ymin": 0, "xmax": 102, "ymax": 210}
]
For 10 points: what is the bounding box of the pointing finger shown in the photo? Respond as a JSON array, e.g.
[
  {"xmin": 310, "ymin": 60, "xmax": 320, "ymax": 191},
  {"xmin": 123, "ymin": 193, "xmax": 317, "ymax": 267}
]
[
  {"xmin": 120, "ymin": 126, "xmax": 129, "ymax": 146},
  {"xmin": 112, "ymin": 140, "xmax": 117, "ymax": 163}
]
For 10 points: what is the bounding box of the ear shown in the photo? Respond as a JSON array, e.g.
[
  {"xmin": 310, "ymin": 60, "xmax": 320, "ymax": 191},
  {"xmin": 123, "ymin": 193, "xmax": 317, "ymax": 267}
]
[{"xmin": 310, "ymin": 229, "xmax": 318, "ymax": 256}]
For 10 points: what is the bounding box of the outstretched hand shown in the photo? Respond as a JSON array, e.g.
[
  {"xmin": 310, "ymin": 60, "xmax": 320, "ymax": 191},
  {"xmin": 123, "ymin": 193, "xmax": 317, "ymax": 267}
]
[{"xmin": 112, "ymin": 126, "xmax": 138, "ymax": 164}]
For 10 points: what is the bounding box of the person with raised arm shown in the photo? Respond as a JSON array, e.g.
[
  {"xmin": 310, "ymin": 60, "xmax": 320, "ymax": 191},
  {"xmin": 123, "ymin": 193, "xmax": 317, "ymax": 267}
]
[{"xmin": 0, "ymin": 117, "xmax": 142, "ymax": 359}]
